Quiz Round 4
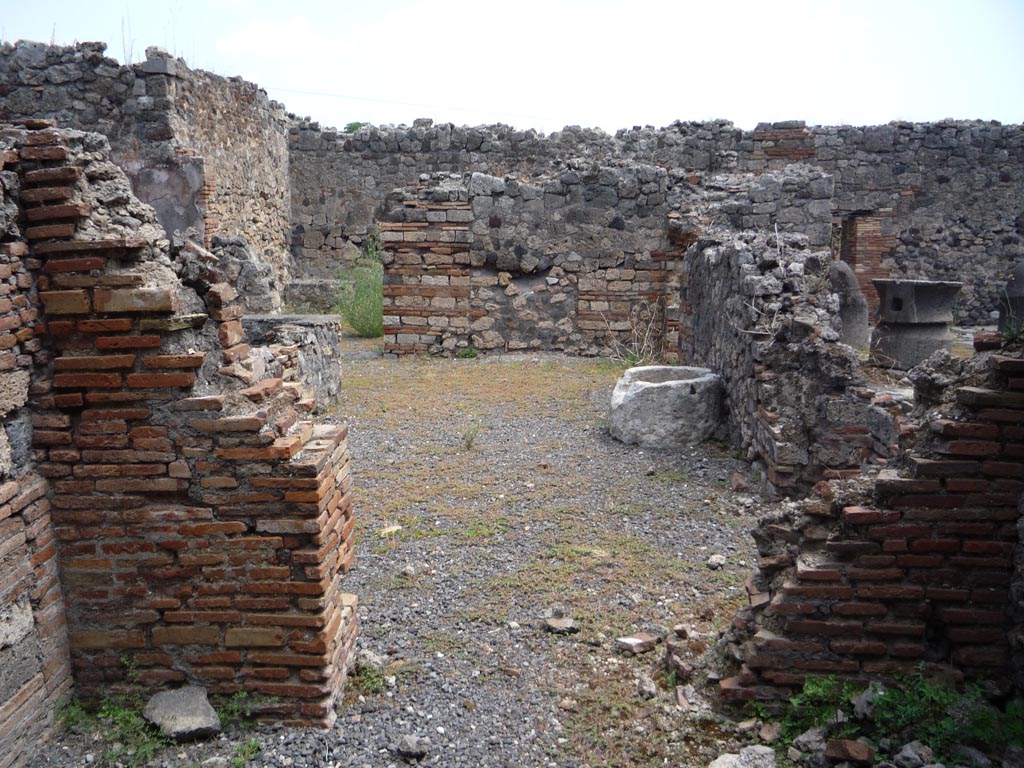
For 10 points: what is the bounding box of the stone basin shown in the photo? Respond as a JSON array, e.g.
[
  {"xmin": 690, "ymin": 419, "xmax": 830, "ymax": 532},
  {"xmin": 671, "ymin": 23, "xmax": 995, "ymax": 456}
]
[{"xmin": 609, "ymin": 366, "xmax": 723, "ymax": 449}]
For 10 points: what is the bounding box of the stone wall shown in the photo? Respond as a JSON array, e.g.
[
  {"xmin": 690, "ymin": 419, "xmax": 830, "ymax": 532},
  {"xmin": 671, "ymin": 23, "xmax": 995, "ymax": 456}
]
[
  {"xmin": 289, "ymin": 118, "xmax": 1023, "ymax": 324},
  {"xmin": 3, "ymin": 42, "xmax": 1020, "ymax": 325},
  {"xmin": 0, "ymin": 127, "xmax": 72, "ymax": 768},
  {"xmin": 378, "ymin": 169, "xmax": 685, "ymax": 357},
  {"xmin": 0, "ymin": 42, "xmax": 290, "ymax": 311},
  {"xmin": 723, "ymin": 346, "xmax": 1024, "ymax": 701},
  {"xmin": 681, "ymin": 165, "xmax": 897, "ymax": 495},
  {"xmin": 162, "ymin": 52, "xmax": 291, "ymax": 283},
  {"xmin": 0, "ymin": 121, "xmax": 356, "ymax": 749}
]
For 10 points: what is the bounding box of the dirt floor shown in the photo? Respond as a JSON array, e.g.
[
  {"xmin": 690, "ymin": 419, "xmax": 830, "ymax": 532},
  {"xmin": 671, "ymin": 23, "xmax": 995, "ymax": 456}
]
[{"xmin": 29, "ymin": 347, "xmax": 763, "ymax": 767}]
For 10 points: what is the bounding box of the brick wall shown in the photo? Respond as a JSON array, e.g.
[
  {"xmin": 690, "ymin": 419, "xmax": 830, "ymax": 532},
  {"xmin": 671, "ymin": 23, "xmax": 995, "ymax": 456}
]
[
  {"xmin": 0, "ymin": 129, "xmax": 72, "ymax": 768},
  {"xmin": 839, "ymin": 213, "xmax": 898, "ymax": 318},
  {"xmin": 379, "ymin": 172, "xmax": 684, "ymax": 358},
  {"xmin": 723, "ymin": 346, "xmax": 1023, "ymax": 701},
  {"xmin": 0, "ymin": 121, "xmax": 357, "ymax": 748}
]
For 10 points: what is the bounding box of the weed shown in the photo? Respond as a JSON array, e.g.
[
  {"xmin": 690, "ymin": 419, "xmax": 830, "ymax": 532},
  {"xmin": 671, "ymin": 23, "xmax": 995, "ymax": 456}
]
[
  {"xmin": 349, "ymin": 662, "xmax": 387, "ymax": 695},
  {"xmin": 338, "ymin": 236, "xmax": 383, "ymax": 338},
  {"xmin": 781, "ymin": 675, "xmax": 861, "ymax": 743},
  {"xmin": 462, "ymin": 424, "xmax": 483, "ymax": 451},
  {"xmin": 96, "ymin": 699, "xmax": 169, "ymax": 767},
  {"xmin": 649, "ymin": 469, "xmax": 688, "ymax": 483},
  {"xmin": 232, "ymin": 737, "xmax": 262, "ymax": 767},
  {"xmin": 217, "ymin": 691, "xmax": 261, "ymax": 729},
  {"xmin": 755, "ymin": 671, "xmax": 1023, "ymax": 762},
  {"xmin": 56, "ymin": 698, "xmax": 93, "ymax": 731},
  {"xmin": 601, "ymin": 298, "xmax": 665, "ymax": 366},
  {"xmin": 462, "ymin": 516, "xmax": 510, "ymax": 540},
  {"xmin": 456, "ymin": 346, "xmax": 479, "ymax": 359}
]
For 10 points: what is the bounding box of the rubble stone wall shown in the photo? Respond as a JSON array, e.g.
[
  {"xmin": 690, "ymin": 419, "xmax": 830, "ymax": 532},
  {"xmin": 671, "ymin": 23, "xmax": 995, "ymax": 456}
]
[
  {"xmin": 681, "ymin": 166, "xmax": 893, "ymax": 495},
  {"xmin": 290, "ymin": 119, "xmax": 1023, "ymax": 323},
  {"xmin": 0, "ymin": 129, "xmax": 72, "ymax": 768},
  {"xmin": 378, "ymin": 169, "xmax": 685, "ymax": 357},
  {"xmin": 0, "ymin": 42, "xmax": 290, "ymax": 310},
  {"xmin": 166, "ymin": 57, "xmax": 291, "ymax": 280},
  {"xmin": 0, "ymin": 121, "xmax": 356, "ymax": 753}
]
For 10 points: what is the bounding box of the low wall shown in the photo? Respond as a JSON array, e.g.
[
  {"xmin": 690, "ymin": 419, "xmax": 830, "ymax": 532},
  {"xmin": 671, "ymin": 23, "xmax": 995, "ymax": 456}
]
[
  {"xmin": 724, "ymin": 348, "xmax": 1024, "ymax": 701},
  {"xmin": 378, "ymin": 170, "xmax": 684, "ymax": 357}
]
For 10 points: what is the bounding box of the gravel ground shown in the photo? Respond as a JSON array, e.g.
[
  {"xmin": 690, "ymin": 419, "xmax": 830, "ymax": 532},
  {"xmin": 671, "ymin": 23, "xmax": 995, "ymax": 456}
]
[{"xmin": 28, "ymin": 352, "xmax": 762, "ymax": 768}]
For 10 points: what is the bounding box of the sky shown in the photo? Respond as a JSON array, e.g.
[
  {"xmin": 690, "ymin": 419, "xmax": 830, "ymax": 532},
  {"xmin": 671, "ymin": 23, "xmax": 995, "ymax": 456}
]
[{"xmin": 2, "ymin": 0, "xmax": 1022, "ymax": 134}]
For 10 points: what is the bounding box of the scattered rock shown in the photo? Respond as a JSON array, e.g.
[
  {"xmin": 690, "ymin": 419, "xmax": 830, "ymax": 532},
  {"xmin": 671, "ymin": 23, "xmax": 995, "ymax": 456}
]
[
  {"xmin": 643, "ymin": 623, "xmax": 671, "ymax": 641},
  {"xmin": 636, "ymin": 673, "xmax": 658, "ymax": 699},
  {"xmin": 672, "ymin": 624, "xmax": 689, "ymax": 639},
  {"xmin": 395, "ymin": 734, "xmax": 431, "ymax": 761},
  {"xmin": 675, "ymin": 686, "xmax": 691, "ymax": 710},
  {"xmin": 791, "ymin": 726, "xmax": 826, "ymax": 755},
  {"xmin": 758, "ymin": 721, "xmax": 782, "ymax": 743},
  {"xmin": 548, "ymin": 603, "xmax": 567, "ymax": 618},
  {"xmin": 894, "ymin": 741, "xmax": 933, "ymax": 768},
  {"xmin": 706, "ymin": 554, "xmax": 727, "ymax": 570},
  {"xmin": 729, "ymin": 472, "xmax": 751, "ymax": 492},
  {"xmin": 709, "ymin": 744, "xmax": 777, "ymax": 768},
  {"xmin": 851, "ymin": 684, "xmax": 881, "ymax": 719},
  {"xmin": 951, "ymin": 745, "xmax": 991, "ymax": 768},
  {"xmin": 544, "ymin": 617, "xmax": 579, "ymax": 634},
  {"xmin": 615, "ymin": 632, "xmax": 658, "ymax": 654},
  {"xmin": 142, "ymin": 686, "xmax": 221, "ymax": 741},
  {"xmin": 825, "ymin": 739, "xmax": 874, "ymax": 765}
]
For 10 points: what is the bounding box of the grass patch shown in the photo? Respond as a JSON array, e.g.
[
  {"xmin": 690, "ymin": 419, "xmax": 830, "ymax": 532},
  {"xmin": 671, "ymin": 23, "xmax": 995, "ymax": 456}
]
[
  {"xmin": 649, "ymin": 469, "xmax": 689, "ymax": 483},
  {"xmin": 462, "ymin": 515, "xmax": 511, "ymax": 540},
  {"xmin": 232, "ymin": 737, "xmax": 261, "ymax": 767},
  {"xmin": 59, "ymin": 697, "xmax": 169, "ymax": 768},
  {"xmin": 336, "ymin": 237, "xmax": 383, "ymax": 338}
]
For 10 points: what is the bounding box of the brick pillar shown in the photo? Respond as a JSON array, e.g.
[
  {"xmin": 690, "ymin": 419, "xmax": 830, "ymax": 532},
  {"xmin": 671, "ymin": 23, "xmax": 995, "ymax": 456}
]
[{"xmin": 10, "ymin": 121, "xmax": 356, "ymax": 727}]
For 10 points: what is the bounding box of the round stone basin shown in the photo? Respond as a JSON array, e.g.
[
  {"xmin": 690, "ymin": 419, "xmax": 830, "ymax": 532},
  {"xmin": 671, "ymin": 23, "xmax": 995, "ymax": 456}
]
[{"xmin": 609, "ymin": 366, "xmax": 723, "ymax": 449}]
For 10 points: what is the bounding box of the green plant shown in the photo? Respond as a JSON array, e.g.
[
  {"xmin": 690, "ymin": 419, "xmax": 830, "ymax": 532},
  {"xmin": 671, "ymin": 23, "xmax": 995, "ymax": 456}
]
[
  {"xmin": 963, "ymin": 698, "xmax": 1024, "ymax": 752},
  {"xmin": 218, "ymin": 691, "xmax": 257, "ymax": 729},
  {"xmin": 57, "ymin": 698, "xmax": 94, "ymax": 731},
  {"xmin": 781, "ymin": 675, "xmax": 861, "ymax": 742},
  {"xmin": 339, "ymin": 237, "xmax": 384, "ymax": 338},
  {"xmin": 870, "ymin": 672, "xmax": 972, "ymax": 757},
  {"xmin": 349, "ymin": 662, "xmax": 387, "ymax": 695},
  {"xmin": 462, "ymin": 424, "xmax": 482, "ymax": 451},
  {"xmin": 96, "ymin": 699, "xmax": 169, "ymax": 767},
  {"xmin": 456, "ymin": 346, "xmax": 479, "ymax": 359},
  {"xmin": 756, "ymin": 671, "xmax": 1024, "ymax": 762},
  {"xmin": 232, "ymin": 737, "xmax": 262, "ymax": 767},
  {"xmin": 997, "ymin": 279, "xmax": 1024, "ymax": 346},
  {"xmin": 343, "ymin": 121, "xmax": 369, "ymax": 133},
  {"xmin": 463, "ymin": 516, "xmax": 510, "ymax": 540}
]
